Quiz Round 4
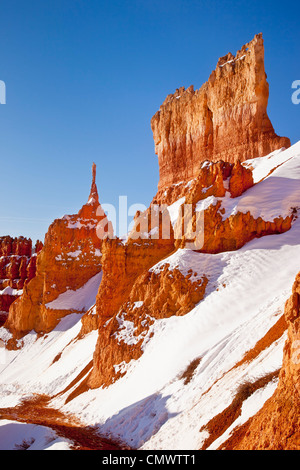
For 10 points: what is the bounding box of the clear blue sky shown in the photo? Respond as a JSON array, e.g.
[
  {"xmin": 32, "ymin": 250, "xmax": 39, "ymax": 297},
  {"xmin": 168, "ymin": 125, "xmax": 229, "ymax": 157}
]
[{"xmin": 0, "ymin": 0, "xmax": 299, "ymax": 242}]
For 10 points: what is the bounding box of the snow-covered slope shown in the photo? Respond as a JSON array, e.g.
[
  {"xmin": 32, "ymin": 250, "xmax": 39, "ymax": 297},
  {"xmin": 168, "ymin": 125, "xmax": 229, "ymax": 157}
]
[
  {"xmin": 0, "ymin": 142, "xmax": 300, "ymax": 450},
  {"xmin": 0, "ymin": 420, "xmax": 72, "ymax": 450}
]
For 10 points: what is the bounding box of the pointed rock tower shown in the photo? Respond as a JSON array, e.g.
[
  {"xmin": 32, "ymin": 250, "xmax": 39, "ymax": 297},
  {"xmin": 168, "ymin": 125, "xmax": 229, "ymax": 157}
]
[{"xmin": 6, "ymin": 164, "xmax": 111, "ymax": 339}]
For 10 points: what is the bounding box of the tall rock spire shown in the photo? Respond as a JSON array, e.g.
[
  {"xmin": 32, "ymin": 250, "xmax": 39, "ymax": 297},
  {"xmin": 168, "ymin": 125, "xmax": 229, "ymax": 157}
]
[
  {"xmin": 88, "ymin": 162, "xmax": 99, "ymax": 204},
  {"xmin": 6, "ymin": 161, "xmax": 109, "ymax": 337}
]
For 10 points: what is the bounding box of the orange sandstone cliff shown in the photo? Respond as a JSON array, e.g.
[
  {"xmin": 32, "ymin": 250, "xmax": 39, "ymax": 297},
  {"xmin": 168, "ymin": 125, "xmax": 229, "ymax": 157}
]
[
  {"xmin": 85, "ymin": 158, "xmax": 293, "ymax": 389},
  {"xmin": 151, "ymin": 33, "xmax": 290, "ymax": 191},
  {"xmin": 1, "ymin": 32, "xmax": 299, "ymax": 451}
]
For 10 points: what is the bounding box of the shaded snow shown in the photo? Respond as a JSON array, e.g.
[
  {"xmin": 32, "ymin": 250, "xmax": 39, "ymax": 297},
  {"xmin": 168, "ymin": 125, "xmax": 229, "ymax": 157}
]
[
  {"xmin": 0, "ymin": 286, "xmax": 23, "ymax": 296},
  {"xmin": 0, "ymin": 420, "xmax": 72, "ymax": 450},
  {"xmin": 45, "ymin": 272, "xmax": 102, "ymax": 311}
]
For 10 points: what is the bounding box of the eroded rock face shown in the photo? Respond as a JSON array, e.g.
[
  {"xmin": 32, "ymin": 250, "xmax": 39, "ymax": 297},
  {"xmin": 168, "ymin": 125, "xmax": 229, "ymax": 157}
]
[
  {"xmin": 224, "ymin": 272, "xmax": 300, "ymax": 450},
  {"xmin": 151, "ymin": 33, "xmax": 290, "ymax": 191},
  {"xmin": 6, "ymin": 165, "xmax": 110, "ymax": 338},
  {"xmin": 152, "ymin": 159, "xmax": 253, "ymax": 207},
  {"xmin": 0, "ymin": 237, "xmax": 43, "ymax": 315},
  {"xmin": 86, "ymin": 157, "xmax": 294, "ymax": 389},
  {"xmin": 88, "ymin": 261, "xmax": 207, "ymax": 389}
]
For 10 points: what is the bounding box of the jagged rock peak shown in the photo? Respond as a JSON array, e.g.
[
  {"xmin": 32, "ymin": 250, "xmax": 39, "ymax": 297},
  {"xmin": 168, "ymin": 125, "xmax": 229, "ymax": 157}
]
[{"xmin": 151, "ymin": 33, "xmax": 291, "ymax": 191}]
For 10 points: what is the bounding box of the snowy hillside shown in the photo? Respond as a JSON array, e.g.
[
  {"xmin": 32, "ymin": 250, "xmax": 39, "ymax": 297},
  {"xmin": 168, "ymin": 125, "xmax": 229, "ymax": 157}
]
[{"xmin": 0, "ymin": 141, "xmax": 300, "ymax": 450}]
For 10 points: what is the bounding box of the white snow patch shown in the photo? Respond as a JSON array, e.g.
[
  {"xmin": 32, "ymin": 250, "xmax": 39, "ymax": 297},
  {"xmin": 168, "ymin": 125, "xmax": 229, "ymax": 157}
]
[
  {"xmin": 45, "ymin": 272, "xmax": 102, "ymax": 312},
  {"xmin": 167, "ymin": 197, "xmax": 185, "ymax": 228},
  {"xmin": 0, "ymin": 420, "xmax": 72, "ymax": 450},
  {"xmin": 0, "ymin": 286, "xmax": 23, "ymax": 296}
]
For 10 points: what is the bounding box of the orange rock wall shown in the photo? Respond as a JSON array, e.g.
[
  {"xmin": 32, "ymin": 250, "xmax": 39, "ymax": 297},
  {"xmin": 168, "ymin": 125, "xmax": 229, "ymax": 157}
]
[
  {"xmin": 88, "ymin": 262, "xmax": 207, "ymax": 389},
  {"xmin": 151, "ymin": 33, "xmax": 290, "ymax": 191},
  {"xmin": 0, "ymin": 237, "xmax": 43, "ymax": 313}
]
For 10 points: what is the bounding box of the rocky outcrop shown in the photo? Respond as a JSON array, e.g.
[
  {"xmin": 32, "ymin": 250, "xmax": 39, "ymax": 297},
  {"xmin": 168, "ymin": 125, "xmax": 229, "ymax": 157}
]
[
  {"xmin": 152, "ymin": 158, "xmax": 253, "ymax": 207},
  {"xmin": 222, "ymin": 272, "xmax": 300, "ymax": 450},
  {"xmin": 0, "ymin": 237, "xmax": 43, "ymax": 316},
  {"xmin": 151, "ymin": 33, "xmax": 290, "ymax": 192},
  {"xmin": 88, "ymin": 257, "xmax": 207, "ymax": 389},
  {"xmin": 86, "ymin": 156, "xmax": 294, "ymax": 389},
  {"xmin": 175, "ymin": 201, "xmax": 293, "ymax": 254},
  {"xmin": 5, "ymin": 165, "xmax": 111, "ymax": 338}
]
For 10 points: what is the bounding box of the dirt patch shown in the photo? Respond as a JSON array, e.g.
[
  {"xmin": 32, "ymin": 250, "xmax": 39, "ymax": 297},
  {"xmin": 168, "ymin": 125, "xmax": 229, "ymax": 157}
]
[
  {"xmin": 199, "ymin": 370, "xmax": 280, "ymax": 450},
  {"xmin": 180, "ymin": 357, "xmax": 202, "ymax": 385},
  {"xmin": 234, "ymin": 314, "xmax": 287, "ymax": 369},
  {"xmin": 0, "ymin": 394, "xmax": 127, "ymax": 450}
]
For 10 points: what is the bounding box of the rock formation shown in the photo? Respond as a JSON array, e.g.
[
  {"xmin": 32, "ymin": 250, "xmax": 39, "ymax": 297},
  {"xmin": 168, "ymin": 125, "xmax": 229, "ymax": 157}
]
[
  {"xmin": 0, "ymin": 237, "xmax": 43, "ymax": 318},
  {"xmin": 151, "ymin": 33, "xmax": 290, "ymax": 192},
  {"xmin": 83, "ymin": 43, "xmax": 295, "ymax": 387},
  {"xmin": 5, "ymin": 164, "xmax": 111, "ymax": 339},
  {"xmin": 1, "ymin": 32, "xmax": 300, "ymax": 452}
]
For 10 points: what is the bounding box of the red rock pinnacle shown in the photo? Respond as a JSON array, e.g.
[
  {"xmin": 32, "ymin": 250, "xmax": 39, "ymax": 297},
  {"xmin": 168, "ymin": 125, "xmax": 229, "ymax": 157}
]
[{"xmin": 88, "ymin": 162, "xmax": 99, "ymax": 205}]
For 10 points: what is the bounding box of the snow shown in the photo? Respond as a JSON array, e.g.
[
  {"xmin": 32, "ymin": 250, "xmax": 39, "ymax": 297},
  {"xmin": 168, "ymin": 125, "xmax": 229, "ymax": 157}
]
[
  {"xmin": 207, "ymin": 378, "xmax": 279, "ymax": 450},
  {"xmin": 167, "ymin": 197, "xmax": 185, "ymax": 228},
  {"xmin": 0, "ymin": 420, "xmax": 72, "ymax": 450},
  {"xmin": 45, "ymin": 272, "xmax": 102, "ymax": 312},
  {"xmin": 65, "ymin": 217, "xmax": 98, "ymax": 230},
  {"xmin": 0, "ymin": 286, "xmax": 23, "ymax": 296},
  {"xmin": 113, "ymin": 310, "xmax": 153, "ymax": 348},
  {"xmin": 242, "ymin": 147, "xmax": 292, "ymax": 183},
  {"xmin": 58, "ymin": 210, "xmax": 299, "ymax": 449},
  {"xmin": 220, "ymin": 148, "xmax": 300, "ymax": 222},
  {"xmin": 133, "ymin": 301, "xmax": 144, "ymax": 309},
  {"xmin": 219, "ymin": 54, "xmax": 246, "ymax": 68},
  {"xmin": 56, "ymin": 250, "xmax": 82, "ymax": 261},
  {"xmin": 64, "ymin": 250, "xmax": 82, "ymax": 259},
  {"xmin": 0, "ymin": 142, "xmax": 300, "ymax": 450},
  {"xmin": 196, "ymin": 195, "xmax": 219, "ymax": 213},
  {"xmin": 0, "ymin": 313, "xmax": 99, "ymax": 405}
]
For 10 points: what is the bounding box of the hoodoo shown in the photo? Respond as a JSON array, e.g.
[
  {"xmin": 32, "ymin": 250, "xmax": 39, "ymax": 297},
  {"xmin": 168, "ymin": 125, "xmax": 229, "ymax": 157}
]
[
  {"xmin": 5, "ymin": 164, "xmax": 110, "ymax": 339},
  {"xmin": 0, "ymin": 31, "xmax": 300, "ymax": 452},
  {"xmin": 0, "ymin": 237, "xmax": 42, "ymax": 326},
  {"xmin": 151, "ymin": 33, "xmax": 290, "ymax": 191}
]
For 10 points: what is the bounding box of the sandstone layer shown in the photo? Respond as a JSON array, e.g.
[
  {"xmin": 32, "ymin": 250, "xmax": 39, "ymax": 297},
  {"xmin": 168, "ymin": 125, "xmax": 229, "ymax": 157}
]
[{"xmin": 151, "ymin": 33, "xmax": 290, "ymax": 191}]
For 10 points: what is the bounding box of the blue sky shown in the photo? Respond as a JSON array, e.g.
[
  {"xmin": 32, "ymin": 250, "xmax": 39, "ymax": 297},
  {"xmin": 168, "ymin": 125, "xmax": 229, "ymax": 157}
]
[{"xmin": 0, "ymin": 0, "xmax": 299, "ymax": 242}]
